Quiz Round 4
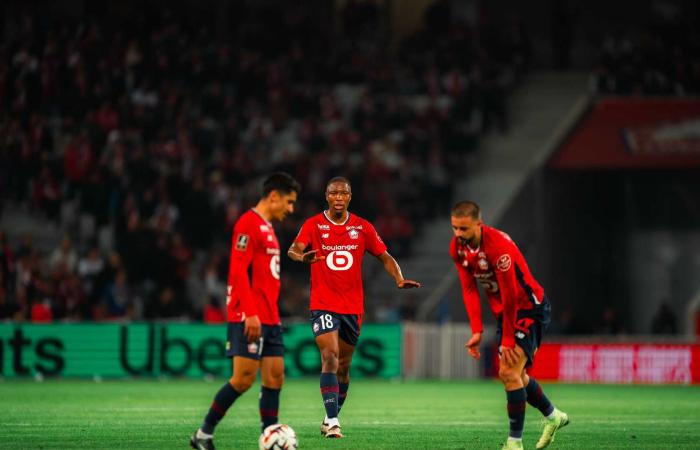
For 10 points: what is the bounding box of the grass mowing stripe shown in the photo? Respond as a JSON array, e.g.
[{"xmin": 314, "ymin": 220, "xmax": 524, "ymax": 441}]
[{"xmin": 1, "ymin": 379, "xmax": 699, "ymax": 449}]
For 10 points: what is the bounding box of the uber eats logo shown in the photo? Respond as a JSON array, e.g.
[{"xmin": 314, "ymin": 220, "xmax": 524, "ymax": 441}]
[
  {"xmin": 0, "ymin": 324, "xmax": 399, "ymax": 378},
  {"xmin": 120, "ymin": 325, "xmax": 225, "ymax": 376},
  {"xmin": 0, "ymin": 325, "xmax": 226, "ymax": 377},
  {"xmin": 0, "ymin": 329, "xmax": 64, "ymax": 375}
]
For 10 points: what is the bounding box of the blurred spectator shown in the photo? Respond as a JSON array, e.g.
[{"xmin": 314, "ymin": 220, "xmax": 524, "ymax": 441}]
[
  {"xmin": 49, "ymin": 235, "xmax": 78, "ymax": 275},
  {"xmin": 399, "ymin": 295, "xmax": 418, "ymax": 322},
  {"xmin": 55, "ymin": 274, "xmax": 88, "ymax": 320},
  {"xmin": 77, "ymin": 245, "xmax": 106, "ymax": 300},
  {"xmin": 595, "ymin": 306, "xmax": 625, "ymax": 335},
  {"xmin": 0, "ymin": 286, "xmax": 20, "ymax": 320},
  {"xmin": 651, "ymin": 300, "xmax": 678, "ymax": 334},
  {"xmin": 31, "ymin": 298, "xmax": 53, "ymax": 323},
  {"xmin": 146, "ymin": 286, "xmax": 188, "ymax": 319},
  {"xmin": 100, "ymin": 269, "xmax": 135, "ymax": 319},
  {"xmin": 203, "ymin": 296, "xmax": 226, "ymax": 324},
  {"xmin": 375, "ymin": 298, "xmax": 400, "ymax": 323},
  {"xmin": 0, "ymin": 231, "xmax": 15, "ymax": 295},
  {"xmin": 591, "ymin": 21, "xmax": 700, "ymax": 95}
]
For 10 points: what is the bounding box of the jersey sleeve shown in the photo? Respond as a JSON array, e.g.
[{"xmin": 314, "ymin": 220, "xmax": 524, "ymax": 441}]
[
  {"xmin": 293, "ymin": 219, "xmax": 313, "ymax": 248},
  {"xmin": 451, "ymin": 241, "xmax": 483, "ymax": 334},
  {"xmin": 227, "ymin": 218, "xmax": 258, "ymax": 317},
  {"xmin": 490, "ymin": 238, "xmax": 520, "ymax": 348},
  {"xmin": 364, "ymin": 221, "xmax": 388, "ymax": 256}
]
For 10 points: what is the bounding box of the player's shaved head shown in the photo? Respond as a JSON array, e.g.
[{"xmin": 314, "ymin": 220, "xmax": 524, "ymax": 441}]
[
  {"xmin": 451, "ymin": 201, "xmax": 481, "ymax": 220},
  {"xmin": 326, "ymin": 176, "xmax": 351, "ymax": 192}
]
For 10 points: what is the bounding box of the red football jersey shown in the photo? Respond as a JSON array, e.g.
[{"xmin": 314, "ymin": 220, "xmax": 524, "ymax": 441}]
[
  {"xmin": 226, "ymin": 209, "xmax": 281, "ymax": 325},
  {"xmin": 450, "ymin": 224, "xmax": 545, "ymax": 348},
  {"xmin": 294, "ymin": 211, "xmax": 387, "ymax": 314}
]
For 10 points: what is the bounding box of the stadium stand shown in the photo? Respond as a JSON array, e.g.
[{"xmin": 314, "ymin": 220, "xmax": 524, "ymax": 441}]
[{"xmin": 0, "ymin": 1, "xmax": 528, "ymax": 321}]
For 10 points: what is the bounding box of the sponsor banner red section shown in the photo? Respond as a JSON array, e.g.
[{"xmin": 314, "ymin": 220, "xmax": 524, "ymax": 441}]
[
  {"xmin": 529, "ymin": 343, "xmax": 700, "ymax": 384},
  {"xmin": 549, "ymin": 98, "xmax": 700, "ymax": 169}
]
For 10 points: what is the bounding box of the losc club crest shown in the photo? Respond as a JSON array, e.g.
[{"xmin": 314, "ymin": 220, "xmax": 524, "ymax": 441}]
[
  {"xmin": 348, "ymin": 229, "xmax": 359, "ymax": 239},
  {"xmin": 247, "ymin": 341, "xmax": 259, "ymax": 354},
  {"xmin": 478, "ymin": 258, "xmax": 489, "ymax": 270},
  {"xmin": 496, "ymin": 254, "xmax": 512, "ymax": 272},
  {"xmin": 313, "ymin": 322, "xmax": 320, "ymax": 333}
]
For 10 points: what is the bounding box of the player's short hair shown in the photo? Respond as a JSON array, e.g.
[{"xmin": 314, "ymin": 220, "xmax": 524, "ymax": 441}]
[
  {"xmin": 451, "ymin": 201, "xmax": 481, "ymax": 220},
  {"xmin": 326, "ymin": 176, "xmax": 351, "ymax": 191},
  {"xmin": 262, "ymin": 172, "xmax": 301, "ymax": 197}
]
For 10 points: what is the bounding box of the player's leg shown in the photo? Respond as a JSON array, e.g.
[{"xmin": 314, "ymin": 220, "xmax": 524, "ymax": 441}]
[
  {"xmin": 521, "ymin": 371, "xmax": 569, "ymax": 450},
  {"xmin": 258, "ymin": 325, "xmax": 286, "ymax": 433},
  {"xmin": 522, "ymin": 371, "xmax": 554, "ymax": 417},
  {"xmin": 315, "ymin": 330, "xmax": 343, "ymax": 437},
  {"xmin": 498, "ymin": 344, "xmax": 528, "ymax": 450},
  {"xmin": 523, "ymin": 300, "xmax": 569, "ymax": 449},
  {"xmin": 260, "ymin": 356, "xmax": 284, "ymax": 432},
  {"xmin": 336, "ymin": 313, "xmax": 360, "ymax": 416},
  {"xmin": 337, "ymin": 337, "xmax": 356, "ymax": 414},
  {"xmin": 310, "ymin": 310, "xmax": 343, "ymax": 436},
  {"xmin": 192, "ymin": 356, "xmax": 259, "ymax": 449},
  {"xmin": 191, "ymin": 322, "xmax": 261, "ymax": 450}
]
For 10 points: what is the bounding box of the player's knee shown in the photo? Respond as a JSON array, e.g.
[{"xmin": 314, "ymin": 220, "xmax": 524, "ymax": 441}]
[
  {"xmin": 337, "ymin": 364, "xmax": 350, "ymax": 381},
  {"xmin": 264, "ymin": 371, "xmax": 285, "ymax": 389},
  {"xmin": 498, "ymin": 366, "xmax": 520, "ymax": 386},
  {"xmin": 320, "ymin": 348, "xmax": 339, "ymax": 364},
  {"xmin": 230, "ymin": 372, "xmax": 256, "ymax": 392}
]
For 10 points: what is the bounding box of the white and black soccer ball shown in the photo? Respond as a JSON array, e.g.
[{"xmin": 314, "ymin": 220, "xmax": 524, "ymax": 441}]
[{"xmin": 259, "ymin": 424, "xmax": 298, "ymax": 450}]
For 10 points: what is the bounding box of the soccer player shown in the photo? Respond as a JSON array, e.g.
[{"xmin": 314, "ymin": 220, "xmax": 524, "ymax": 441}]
[
  {"xmin": 190, "ymin": 173, "xmax": 300, "ymax": 450},
  {"xmin": 287, "ymin": 176, "xmax": 420, "ymax": 438},
  {"xmin": 449, "ymin": 201, "xmax": 569, "ymax": 450}
]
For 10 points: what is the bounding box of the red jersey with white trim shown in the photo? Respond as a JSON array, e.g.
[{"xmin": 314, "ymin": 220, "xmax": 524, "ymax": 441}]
[
  {"xmin": 450, "ymin": 224, "xmax": 545, "ymax": 348},
  {"xmin": 294, "ymin": 211, "xmax": 387, "ymax": 314},
  {"xmin": 226, "ymin": 209, "xmax": 281, "ymax": 325}
]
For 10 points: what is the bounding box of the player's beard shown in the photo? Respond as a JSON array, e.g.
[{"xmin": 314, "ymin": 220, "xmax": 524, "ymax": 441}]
[{"xmin": 458, "ymin": 236, "xmax": 474, "ymax": 247}]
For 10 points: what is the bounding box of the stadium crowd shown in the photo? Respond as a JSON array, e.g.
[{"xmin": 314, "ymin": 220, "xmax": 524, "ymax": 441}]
[
  {"xmin": 591, "ymin": 19, "xmax": 700, "ymax": 95},
  {"xmin": 0, "ymin": 2, "xmax": 529, "ymax": 323}
]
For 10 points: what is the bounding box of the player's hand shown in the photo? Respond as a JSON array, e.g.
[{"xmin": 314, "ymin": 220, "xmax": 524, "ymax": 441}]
[
  {"xmin": 465, "ymin": 332, "xmax": 482, "ymax": 360},
  {"xmin": 302, "ymin": 250, "xmax": 325, "ymax": 264},
  {"xmin": 397, "ymin": 279, "xmax": 421, "ymax": 289},
  {"xmin": 244, "ymin": 315, "xmax": 261, "ymax": 343},
  {"xmin": 500, "ymin": 346, "xmax": 521, "ymax": 367}
]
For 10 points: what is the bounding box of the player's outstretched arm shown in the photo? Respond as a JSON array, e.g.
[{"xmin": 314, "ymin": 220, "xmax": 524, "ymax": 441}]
[
  {"xmin": 465, "ymin": 332, "xmax": 482, "ymax": 360},
  {"xmin": 376, "ymin": 252, "xmax": 421, "ymax": 289},
  {"xmin": 287, "ymin": 241, "xmax": 325, "ymax": 264}
]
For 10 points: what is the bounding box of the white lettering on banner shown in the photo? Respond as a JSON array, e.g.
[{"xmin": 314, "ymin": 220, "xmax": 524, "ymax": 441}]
[
  {"xmin": 266, "ymin": 248, "xmax": 281, "ymax": 255},
  {"xmin": 557, "ymin": 345, "xmax": 693, "ymax": 384},
  {"xmin": 326, "ymin": 251, "xmax": 354, "ymax": 271},
  {"xmin": 560, "ymin": 347, "xmax": 594, "ymax": 382},
  {"xmin": 322, "ymin": 244, "xmax": 358, "ymax": 251},
  {"xmin": 596, "ymin": 348, "xmax": 635, "ymax": 383},
  {"xmin": 317, "ymin": 224, "xmax": 330, "ymax": 230},
  {"xmin": 269, "ymin": 255, "xmax": 280, "ymax": 280},
  {"xmin": 636, "ymin": 347, "xmax": 691, "ymax": 384}
]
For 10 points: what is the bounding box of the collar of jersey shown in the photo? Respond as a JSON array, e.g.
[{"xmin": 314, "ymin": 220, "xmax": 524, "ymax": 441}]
[
  {"xmin": 323, "ymin": 210, "xmax": 350, "ymax": 226},
  {"xmin": 251, "ymin": 208, "xmax": 272, "ymax": 226}
]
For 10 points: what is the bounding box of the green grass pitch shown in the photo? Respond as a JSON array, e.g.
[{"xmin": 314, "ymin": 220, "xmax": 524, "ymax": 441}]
[{"xmin": 1, "ymin": 378, "xmax": 699, "ymax": 449}]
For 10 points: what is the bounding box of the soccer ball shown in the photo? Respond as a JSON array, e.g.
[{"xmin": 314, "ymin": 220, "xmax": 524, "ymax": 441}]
[{"xmin": 259, "ymin": 424, "xmax": 298, "ymax": 450}]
